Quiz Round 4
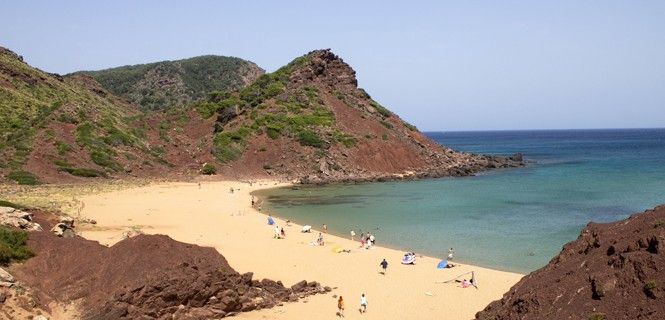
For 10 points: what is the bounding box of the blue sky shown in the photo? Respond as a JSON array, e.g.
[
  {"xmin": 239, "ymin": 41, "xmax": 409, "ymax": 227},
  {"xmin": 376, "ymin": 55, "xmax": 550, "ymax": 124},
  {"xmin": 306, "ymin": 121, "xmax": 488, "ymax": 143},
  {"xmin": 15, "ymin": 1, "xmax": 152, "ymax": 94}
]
[{"xmin": 1, "ymin": 1, "xmax": 664, "ymax": 131}]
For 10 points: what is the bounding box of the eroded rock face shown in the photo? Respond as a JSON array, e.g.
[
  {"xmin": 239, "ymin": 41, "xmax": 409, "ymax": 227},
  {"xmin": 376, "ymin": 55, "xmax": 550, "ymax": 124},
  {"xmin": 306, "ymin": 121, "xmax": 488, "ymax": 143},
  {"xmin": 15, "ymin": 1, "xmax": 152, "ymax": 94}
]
[
  {"xmin": 11, "ymin": 221, "xmax": 329, "ymax": 320},
  {"xmin": 476, "ymin": 205, "xmax": 665, "ymax": 320},
  {"xmin": 0, "ymin": 207, "xmax": 42, "ymax": 231}
]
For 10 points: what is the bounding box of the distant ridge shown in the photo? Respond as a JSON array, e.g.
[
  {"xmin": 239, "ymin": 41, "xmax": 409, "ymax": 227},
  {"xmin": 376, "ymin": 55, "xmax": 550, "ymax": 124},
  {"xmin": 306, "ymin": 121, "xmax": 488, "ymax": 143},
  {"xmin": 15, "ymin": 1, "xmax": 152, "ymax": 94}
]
[{"xmin": 74, "ymin": 55, "xmax": 264, "ymax": 111}]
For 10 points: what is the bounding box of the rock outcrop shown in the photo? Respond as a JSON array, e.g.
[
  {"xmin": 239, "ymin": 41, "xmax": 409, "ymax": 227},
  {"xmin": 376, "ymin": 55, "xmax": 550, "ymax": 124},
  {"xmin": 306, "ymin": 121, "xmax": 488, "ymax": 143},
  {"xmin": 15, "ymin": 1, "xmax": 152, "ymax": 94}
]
[
  {"xmin": 0, "ymin": 267, "xmax": 14, "ymax": 288},
  {"xmin": 209, "ymin": 49, "xmax": 523, "ymax": 183},
  {"xmin": 0, "ymin": 207, "xmax": 42, "ymax": 231},
  {"xmin": 476, "ymin": 205, "xmax": 665, "ymax": 320},
  {"xmin": 50, "ymin": 215, "xmax": 75, "ymax": 237},
  {"xmin": 11, "ymin": 216, "xmax": 329, "ymax": 319}
]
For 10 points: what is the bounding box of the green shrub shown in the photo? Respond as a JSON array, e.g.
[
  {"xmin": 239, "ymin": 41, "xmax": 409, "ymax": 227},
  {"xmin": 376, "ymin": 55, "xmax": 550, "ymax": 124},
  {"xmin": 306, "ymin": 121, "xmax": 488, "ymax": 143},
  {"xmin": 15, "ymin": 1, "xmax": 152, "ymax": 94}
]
[
  {"xmin": 54, "ymin": 140, "xmax": 72, "ymax": 155},
  {"xmin": 382, "ymin": 133, "xmax": 389, "ymax": 140},
  {"xmin": 6, "ymin": 171, "xmax": 40, "ymax": 185},
  {"xmin": 333, "ymin": 131, "xmax": 357, "ymax": 147},
  {"xmin": 298, "ymin": 130, "xmax": 327, "ymax": 148},
  {"xmin": 75, "ymin": 122, "xmax": 95, "ymax": 146},
  {"xmin": 0, "ymin": 226, "xmax": 34, "ymax": 266},
  {"xmin": 588, "ymin": 312, "xmax": 606, "ymax": 320},
  {"xmin": 263, "ymin": 163, "xmax": 273, "ymax": 170},
  {"xmin": 654, "ymin": 220, "xmax": 664, "ymax": 228},
  {"xmin": 53, "ymin": 159, "xmax": 72, "ymax": 167},
  {"xmin": 370, "ymin": 100, "xmax": 391, "ymax": 118},
  {"xmin": 403, "ymin": 122, "xmax": 417, "ymax": 131},
  {"xmin": 212, "ymin": 127, "xmax": 252, "ymax": 163},
  {"xmin": 266, "ymin": 125, "xmax": 282, "ymax": 139},
  {"xmin": 60, "ymin": 167, "xmax": 106, "ymax": 177},
  {"xmin": 200, "ymin": 163, "xmax": 217, "ymax": 175},
  {"xmin": 380, "ymin": 120, "xmax": 393, "ymax": 129},
  {"xmin": 0, "ymin": 200, "xmax": 24, "ymax": 209},
  {"xmin": 644, "ymin": 280, "xmax": 657, "ymax": 290},
  {"xmin": 90, "ymin": 150, "xmax": 114, "ymax": 167}
]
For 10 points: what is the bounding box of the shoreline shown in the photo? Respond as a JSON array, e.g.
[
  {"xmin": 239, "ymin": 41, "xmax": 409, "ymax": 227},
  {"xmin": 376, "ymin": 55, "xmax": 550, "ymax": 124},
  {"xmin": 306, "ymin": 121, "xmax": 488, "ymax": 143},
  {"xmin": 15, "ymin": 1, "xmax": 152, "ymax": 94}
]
[
  {"xmin": 47, "ymin": 179, "xmax": 523, "ymax": 319},
  {"xmin": 252, "ymin": 184, "xmax": 531, "ymax": 275}
]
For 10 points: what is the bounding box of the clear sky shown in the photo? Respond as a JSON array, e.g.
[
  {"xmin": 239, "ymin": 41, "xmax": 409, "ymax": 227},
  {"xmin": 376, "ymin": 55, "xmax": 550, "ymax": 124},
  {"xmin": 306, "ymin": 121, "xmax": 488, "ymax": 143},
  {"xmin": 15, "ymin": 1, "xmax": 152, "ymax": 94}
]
[{"xmin": 2, "ymin": 1, "xmax": 664, "ymax": 131}]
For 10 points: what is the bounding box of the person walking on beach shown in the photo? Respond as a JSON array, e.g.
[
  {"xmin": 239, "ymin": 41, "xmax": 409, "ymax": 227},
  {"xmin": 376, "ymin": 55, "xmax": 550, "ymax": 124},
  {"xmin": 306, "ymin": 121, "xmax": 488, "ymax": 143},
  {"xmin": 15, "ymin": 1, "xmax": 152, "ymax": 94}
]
[
  {"xmin": 448, "ymin": 247, "xmax": 455, "ymax": 260},
  {"xmin": 350, "ymin": 230, "xmax": 356, "ymax": 241},
  {"xmin": 379, "ymin": 258, "xmax": 388, "ymax": 275},
  {"xmin": 337, "ymin": 296, "xmax": 345, "ymax": 317},
  {"xmin": 317, "ymin": 232, "xmax": 324, "ymax": 246},
  {"xmin": 323, "ymin": 224, "xmax": 328, "ymax": 233},
  {"xmin": 359, "ymin": 293, "xmax": 368, "ymax": 314}
]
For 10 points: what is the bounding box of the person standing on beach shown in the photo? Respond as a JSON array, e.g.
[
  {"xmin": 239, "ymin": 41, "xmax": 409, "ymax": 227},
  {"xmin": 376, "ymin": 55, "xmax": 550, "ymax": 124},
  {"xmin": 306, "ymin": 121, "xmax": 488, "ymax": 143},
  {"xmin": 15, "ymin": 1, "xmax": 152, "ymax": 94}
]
[
  {"xmin": 448, "ymin": 247, "xmax": 455, "ymax": 260},
  {"xmin": 350, "ymin": 230, "xmax": 356, "ymax": 241},
  {"xmin": 380, "ymin": 258, "xmax": 388, "ymax": 275},
  {"xmin": 359, "ymin": 293, "xmax": 368, "ymax": 314},
  {"xmin": 337, "ymin": 296, "xmax": 345, "ymax": 317},
  {"xmin": 323, "ymin": 224, "xmax": 328, "ymax": 233}
]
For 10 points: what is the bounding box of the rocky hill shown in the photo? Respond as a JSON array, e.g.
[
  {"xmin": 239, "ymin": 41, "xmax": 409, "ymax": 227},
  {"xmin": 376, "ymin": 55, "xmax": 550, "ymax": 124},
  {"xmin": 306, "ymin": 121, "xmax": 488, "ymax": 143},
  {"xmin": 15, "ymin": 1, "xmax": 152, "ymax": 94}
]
[
  {"xmin": 6, "ymin": 211, "xmax": 328, "ymax": 319},
  {"xmin": 1, "ymin": 46, "xmax": 521, "ymax": 185},
  {"xmin": 0, "ymin": 46, "xmax": 231, "ymax": 185},
  {"xmin": 76, "ymin": 55, "xmax": 264, "ymax": 111},
  {"xmin": 197, "ymin": 49, "xmax": 521, "ymax": 182},
  {"xmin": 476, "ymin": 205, "xmax": 665, "ymax": 320}
]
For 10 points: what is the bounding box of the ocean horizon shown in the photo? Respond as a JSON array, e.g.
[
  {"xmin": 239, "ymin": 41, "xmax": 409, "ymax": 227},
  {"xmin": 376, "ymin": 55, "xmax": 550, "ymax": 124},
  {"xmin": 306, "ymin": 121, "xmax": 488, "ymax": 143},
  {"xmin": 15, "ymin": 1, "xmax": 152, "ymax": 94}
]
[{"xmin": 256, "ymin": 128, "xmax": 665, "ymax": 273}]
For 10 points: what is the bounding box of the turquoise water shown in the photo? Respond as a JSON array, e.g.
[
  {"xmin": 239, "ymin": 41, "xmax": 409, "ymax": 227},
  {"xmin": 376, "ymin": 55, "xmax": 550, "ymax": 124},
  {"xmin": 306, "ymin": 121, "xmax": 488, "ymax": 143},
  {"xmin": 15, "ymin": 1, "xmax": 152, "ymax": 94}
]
[{"xmin": 256, "ymin": 129, "xmax": 665, "ymax": 273}]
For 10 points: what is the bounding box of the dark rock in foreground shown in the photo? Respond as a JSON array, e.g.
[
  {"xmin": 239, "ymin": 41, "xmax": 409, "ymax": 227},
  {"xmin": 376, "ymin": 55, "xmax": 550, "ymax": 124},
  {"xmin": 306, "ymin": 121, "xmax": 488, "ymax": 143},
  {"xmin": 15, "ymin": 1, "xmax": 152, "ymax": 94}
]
[
  {"xmin": 12, "ymin": 215, "xmax": 327, "ymax": 319},
  {"xmin": 476, "ymin": 205, "xmax": 665, "ymax": 320}
]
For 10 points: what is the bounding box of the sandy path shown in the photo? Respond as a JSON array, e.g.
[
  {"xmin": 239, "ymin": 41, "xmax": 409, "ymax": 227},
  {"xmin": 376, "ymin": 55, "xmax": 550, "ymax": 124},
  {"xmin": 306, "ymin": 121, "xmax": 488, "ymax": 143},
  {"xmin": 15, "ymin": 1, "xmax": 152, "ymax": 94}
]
[{"xmin": 77, "ymin": 180, "xmax": 522, "ymax": 320}]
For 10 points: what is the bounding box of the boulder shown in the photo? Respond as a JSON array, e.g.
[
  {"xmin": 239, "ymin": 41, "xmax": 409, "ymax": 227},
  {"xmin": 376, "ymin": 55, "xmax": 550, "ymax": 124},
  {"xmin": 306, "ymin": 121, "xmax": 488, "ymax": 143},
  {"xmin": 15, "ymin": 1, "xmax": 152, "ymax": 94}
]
[
  {"xmin": 0, "ymin": 208, "xmax": 42, "ymax": 231},
  {"xmin": 0, "ymin": 207, "xmax": 15, "ymax": 215},
  {"xmin": 121, "ymin": 229, "xmax": 144, "ymax": 240},
  {"xmin": 50, "ymin": 217, "xmax": 76, "ymax": 237},
  {"xmin": 0, "ymin": 268, "xmax": 14, "ymax": 283},
  {"xmin": 59, "ymin": 216, "xmax": 75, "ymax": 228}
]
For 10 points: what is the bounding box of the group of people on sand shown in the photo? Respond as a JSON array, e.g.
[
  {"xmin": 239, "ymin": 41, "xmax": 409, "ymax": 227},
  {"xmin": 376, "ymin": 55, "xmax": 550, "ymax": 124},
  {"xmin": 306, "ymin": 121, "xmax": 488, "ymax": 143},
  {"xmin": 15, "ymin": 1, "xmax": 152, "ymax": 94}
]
[
  {"xmin": 336, "ymin": 293, "xmax": 369, "ymax": 317},
  {"xmin": 359, "ymin": 232, "xmax": 376, "ymax": 249},
  {"xmin": 274, "ymin": 224, "xmax": 286, "ymax": 239}
]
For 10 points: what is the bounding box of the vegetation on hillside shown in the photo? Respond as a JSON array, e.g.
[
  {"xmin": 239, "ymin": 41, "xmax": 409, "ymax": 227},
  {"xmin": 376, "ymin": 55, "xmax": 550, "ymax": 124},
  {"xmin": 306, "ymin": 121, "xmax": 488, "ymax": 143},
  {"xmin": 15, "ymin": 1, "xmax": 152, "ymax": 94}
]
[
  {"xmin": 78, "ymin": 55, "xmax": 263, "ymax": 111},
  {"xmin": 0, "ymin": 226, "xmax": 34, "ymax": 266},
  {"xmin": 0, "ymin": 47, "xmax": 174, "ymax": 180},
  {"xmin": 191, "ymin": 55, "xmax": 363, "ymax": 163}
]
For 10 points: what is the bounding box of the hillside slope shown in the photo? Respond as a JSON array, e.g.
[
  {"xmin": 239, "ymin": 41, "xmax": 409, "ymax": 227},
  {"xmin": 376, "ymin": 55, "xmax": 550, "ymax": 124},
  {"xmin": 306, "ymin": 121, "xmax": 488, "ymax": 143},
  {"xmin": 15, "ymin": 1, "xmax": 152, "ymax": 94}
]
[
  {"xmin": 76, "ymin": 55, "xmax": 264, "ymax": 111},
  {"xmin": 476, "ymin": 205, "xmax": 665, "ymax": 320},
  {"xmin": 1, "ymin": 46, "xmax": 520, "ymax": 184},
  {"xmin": 0, "ymin": 47, "xmax": 215, "ymax": 184},
  {"xmin": 195, "ymin": 49, "xmax": 521, "ymax": 182}
]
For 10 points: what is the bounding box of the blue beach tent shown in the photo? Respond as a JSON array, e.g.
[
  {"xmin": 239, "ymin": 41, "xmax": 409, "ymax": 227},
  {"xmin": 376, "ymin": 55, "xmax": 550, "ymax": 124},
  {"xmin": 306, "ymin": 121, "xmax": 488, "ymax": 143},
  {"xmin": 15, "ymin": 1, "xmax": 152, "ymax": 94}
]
[{"xmin": 437, "ymin": 259, "xmax": 448, "ymax": 269}]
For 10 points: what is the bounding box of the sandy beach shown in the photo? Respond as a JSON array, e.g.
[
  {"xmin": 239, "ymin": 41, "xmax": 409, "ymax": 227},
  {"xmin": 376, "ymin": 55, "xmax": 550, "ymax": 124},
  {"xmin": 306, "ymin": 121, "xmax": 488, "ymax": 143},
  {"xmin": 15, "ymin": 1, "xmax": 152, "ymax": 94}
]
[{"xmin": 72, "ymin": 180, "xmax": 523, "ymax": 320}]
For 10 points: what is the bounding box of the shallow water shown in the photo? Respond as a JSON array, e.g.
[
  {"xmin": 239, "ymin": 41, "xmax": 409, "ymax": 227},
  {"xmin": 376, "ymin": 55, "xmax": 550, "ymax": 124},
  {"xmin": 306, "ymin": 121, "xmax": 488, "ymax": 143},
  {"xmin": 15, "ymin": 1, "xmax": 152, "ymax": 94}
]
[{"xmin": 256, "ymin": 129, "xmax": 665, "ymax": 273}]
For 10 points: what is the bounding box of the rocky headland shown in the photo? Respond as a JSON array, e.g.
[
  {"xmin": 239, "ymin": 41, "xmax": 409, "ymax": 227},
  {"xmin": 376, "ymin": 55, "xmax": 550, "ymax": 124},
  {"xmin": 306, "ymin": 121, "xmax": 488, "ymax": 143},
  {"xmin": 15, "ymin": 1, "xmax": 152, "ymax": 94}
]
[{"xmin": 476, "ymin": 205, "xmax": 665, "ymax": 320}]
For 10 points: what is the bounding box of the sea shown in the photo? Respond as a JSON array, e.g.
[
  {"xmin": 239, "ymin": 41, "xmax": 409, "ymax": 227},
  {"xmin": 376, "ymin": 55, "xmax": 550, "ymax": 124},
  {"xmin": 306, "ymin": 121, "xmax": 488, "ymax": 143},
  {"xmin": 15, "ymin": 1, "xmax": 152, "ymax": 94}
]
[{"xmin": 255, "ymin": 129, "xmax": 665, "ymax": 273}]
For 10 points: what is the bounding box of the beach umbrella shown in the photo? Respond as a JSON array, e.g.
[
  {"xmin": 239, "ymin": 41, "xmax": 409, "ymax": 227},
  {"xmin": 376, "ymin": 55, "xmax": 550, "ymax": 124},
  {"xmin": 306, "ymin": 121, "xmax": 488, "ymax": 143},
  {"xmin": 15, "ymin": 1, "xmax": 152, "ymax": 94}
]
[{"xmin": 437, "ymin": 259, "xmax": 448, "ymax": 269}]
